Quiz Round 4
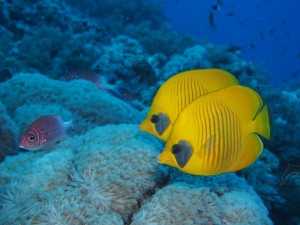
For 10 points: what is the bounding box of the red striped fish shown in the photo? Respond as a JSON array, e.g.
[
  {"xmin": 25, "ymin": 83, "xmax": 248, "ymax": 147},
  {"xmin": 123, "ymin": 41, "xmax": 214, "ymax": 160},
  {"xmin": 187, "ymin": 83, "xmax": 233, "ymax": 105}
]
[{"xmin": 19, "ymin": 115, "xmax": 73, "ymax": 151}]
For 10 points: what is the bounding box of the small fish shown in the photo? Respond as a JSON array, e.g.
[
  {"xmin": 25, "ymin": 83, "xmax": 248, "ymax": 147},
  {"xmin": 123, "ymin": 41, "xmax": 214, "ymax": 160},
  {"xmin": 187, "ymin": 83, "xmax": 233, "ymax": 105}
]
[
  {"xmin": 259, "ymin": 31, "xmax": 264, "ymax": 40},
  {"xmin": 249, "ymin": 43, "xmax": 256, "ymax": 49},
  {"xmin": 19, "ymin": 115, "xmax": 74, "ymax": 151},
  {"xmin": 217, "ymin": 0, "xmax": 223, "ymax": 5},
  {"xmin": 140, "ymin": 69, "xmax": 238, "ymax": 141},
  {"xmin": 281, "ymin": 19, "xmax": 286, "ymax": 24},
  {"xmin": 61, "ymin": 71, "xmax": 131, "ymax": 101},
  {"xmin": 228, "ymin": 46, "xmax": 241, "ymax": 53},
  {"xmin": 61, "ymin": 70, "xmax": 101, "ymax": 87},
  {"xmin": 158, "ymin": 85, "xmax": 271, "ymax": 175},
  {"xmin": 227, "ymin": 12, "xmax": 235, "ymax": 17},
  {"xmin": 212, "ymin": 4, "xmax": 220, "ymax": 11},
  {"xmin": 209, "ymin": 12, "xmax": 216, "ymax": 29},
  {"xmin": 269, "ymin": 27, "xmax": 276, "ymax": 34}
]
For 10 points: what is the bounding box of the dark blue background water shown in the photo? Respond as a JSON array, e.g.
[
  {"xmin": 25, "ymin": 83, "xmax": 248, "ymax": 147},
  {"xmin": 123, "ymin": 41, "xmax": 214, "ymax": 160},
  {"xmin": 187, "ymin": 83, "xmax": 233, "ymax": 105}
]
[{"xmin": 154, "ymin": 0, "xmax": 300, "ymax": 87}]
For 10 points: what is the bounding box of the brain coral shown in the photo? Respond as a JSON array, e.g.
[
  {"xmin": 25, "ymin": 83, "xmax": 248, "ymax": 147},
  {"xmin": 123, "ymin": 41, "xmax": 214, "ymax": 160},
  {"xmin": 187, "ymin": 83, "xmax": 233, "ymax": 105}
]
[
  {"xmin": 132, "ymin": 183, "xmax": 272, "ymax": 225},
  {"xmin": 0, "ymin": 124, "xmax": 165, "ymax": 224},
  {"xmin": 161, "ymin": 45, "xmax": 212, "ymax": 80},
  {"xmin": 0, "ymin": 73, "xmax": 142, "ymax": 133},
  {"xmin": 93, "ymin": 35, "xmax": 157, "ymax": 96},
  {"xmin": 0, "ymin": 123, "xmax": 274, "ymax": 224}
]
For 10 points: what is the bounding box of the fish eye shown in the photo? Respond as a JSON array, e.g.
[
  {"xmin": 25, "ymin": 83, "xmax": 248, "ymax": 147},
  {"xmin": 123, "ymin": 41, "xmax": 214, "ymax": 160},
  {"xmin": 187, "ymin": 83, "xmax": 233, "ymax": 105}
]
[
  {"xmin": 27, "ymin": 134, "xmax": 35, "ymax": 142},
  {"xmin": 151, "ymin": 113, "xmax": 170, "ymax": 136},
  {"xmin": 171, "ymin": 141, "xmax": 193, "ymax": 168},
  {"xmin": 151, "ymin": 115, "xmax": 159, "ymax": 123},
  {"xmin": 172, "ymin": 144, "xmax": 181, "ymax": 154}
]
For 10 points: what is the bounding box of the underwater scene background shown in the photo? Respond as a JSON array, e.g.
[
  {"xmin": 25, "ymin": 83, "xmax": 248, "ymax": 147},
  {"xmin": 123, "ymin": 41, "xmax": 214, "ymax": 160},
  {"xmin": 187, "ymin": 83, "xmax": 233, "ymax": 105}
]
[{"xmin": 0, "ymin": 0, "xmax": 299, "ymax": 224}]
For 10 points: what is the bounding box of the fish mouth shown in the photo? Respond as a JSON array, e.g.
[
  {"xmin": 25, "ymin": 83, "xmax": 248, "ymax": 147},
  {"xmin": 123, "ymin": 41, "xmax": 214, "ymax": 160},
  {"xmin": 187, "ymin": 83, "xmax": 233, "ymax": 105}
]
[
  {"xmin": 139, "ymin": 120, "xmax": 151, "ymax": 133},
  {"xmin": 157, "ymin": 153, "xmax": 170, "ymax": 165},
  {"xmin": 157, "ymin": 156, "xmax": 163, "ymax": 164},
  {"xmin": 19, "ymin": 145, "xmax": 28, "ymax": 150}
]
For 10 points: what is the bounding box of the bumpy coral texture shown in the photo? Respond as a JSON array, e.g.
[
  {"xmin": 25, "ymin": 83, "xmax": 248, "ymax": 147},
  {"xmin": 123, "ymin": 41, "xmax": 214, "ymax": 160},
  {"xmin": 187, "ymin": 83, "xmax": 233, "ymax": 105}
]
[
  {"xmin": 0, "ymin": 0, "xmax": 194, "ymax": 77},
  {"xmin": 161, "ymin": 45, "xmax": 212, "ymax": 80},
  {"xmin": 0, "ymin": 0, "xmax": 298, "ymax": 224},
  {"xmin": 132, "ymin": 183, "xmax": 272, "ymax": 225},
  {"xmin": 237, "ymin": 149, "xmax": 282, "ymax": 208},
  {"xmin": 0, "ymin": 73, "xmax": 142, "ymax": 133},
  {"xmin": 92, "ymin": 35, "xmax": 158, "ymax": 103},
  {"xmin": 0, "ymin": 101, "xmax": 19, "ymax": 161},
  {"xmin": 0, "ymin": 124, "xmax": 165, "ymax": 224},
  {"xmin": 265, "ymin": 89, "xmax": 300, "ymax": 162},
  {"xmin": 0, "ymin": 124, "xmax": 274, "ymax": 225}
]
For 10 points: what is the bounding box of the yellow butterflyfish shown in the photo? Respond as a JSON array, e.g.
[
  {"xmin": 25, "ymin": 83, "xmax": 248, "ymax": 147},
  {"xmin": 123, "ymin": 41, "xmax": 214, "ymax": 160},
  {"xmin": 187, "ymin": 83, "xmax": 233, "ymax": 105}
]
[
  {"xmin": 158, "ymin": 85, "xmax": 271, "ymax": 175},
  {"xmin": 140, "ymin": 69, "xmax": 238, "ymax": 141}
]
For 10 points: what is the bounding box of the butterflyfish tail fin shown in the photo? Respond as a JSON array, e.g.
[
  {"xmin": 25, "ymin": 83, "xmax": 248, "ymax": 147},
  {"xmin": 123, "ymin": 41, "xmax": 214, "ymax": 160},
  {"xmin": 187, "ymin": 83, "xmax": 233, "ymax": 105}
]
[{"xmin": 254, "ymin": 105, "xmax": 272, "ymax": 140}]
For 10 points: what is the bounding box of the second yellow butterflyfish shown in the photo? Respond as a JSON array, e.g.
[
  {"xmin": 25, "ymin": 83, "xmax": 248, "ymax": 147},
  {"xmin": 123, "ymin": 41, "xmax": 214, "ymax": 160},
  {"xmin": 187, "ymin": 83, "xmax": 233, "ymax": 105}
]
[{"xmin": 158, "ymin": 85, "xmax": 271, "ymax": 175}]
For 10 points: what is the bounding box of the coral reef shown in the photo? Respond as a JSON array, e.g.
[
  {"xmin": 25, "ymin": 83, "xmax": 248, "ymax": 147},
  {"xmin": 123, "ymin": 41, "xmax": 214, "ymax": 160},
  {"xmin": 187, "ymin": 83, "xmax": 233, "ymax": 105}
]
[
  {"xmin": 237, "ymin": 149, "xmax": 284, "ymax": 211},
  {"xmin": 264, "ymin": 88, "xmax": 300, "ymax": 162},
  {"xmin": 0, "ymin": 0, "xmax": 194, "ymax": 77},
  {"xmin": 0, "ymin": 101, "xmax": 19, "ymax": 162},
  {"xmin": 132, "ymin": 169, "xmax": 272, "ymax": 224},
  {"xmin": 161, "ymin": 45, "xmax": 212, "ymax": 80},
  {"xmin": 92, "ymin": 35, "xmax": 158, "ymax": 103},
  {"xmin": 237, "ymin": 149, "xmax": 280, "ymax": 195},
  {"xmin": 132, "ymin": 183, "xmax": 272, "ymax": 225},
  {"xmin": 0, "ymin": 73, "xmax": 142, "ymax": 133},
  {"xmin": 0, "ymin": 125, "xmax": 165, "ymax": 224},
  {"xmin": 161, "ymin": 44, "xmax": 253, "ymax": 80},
  {"xmin": 0, "ymin": 0, "xmax": 299, "ymax": 224},
  {"xmin": 0, "ymin": 124, "xmax": 273, "ymax": 225}
]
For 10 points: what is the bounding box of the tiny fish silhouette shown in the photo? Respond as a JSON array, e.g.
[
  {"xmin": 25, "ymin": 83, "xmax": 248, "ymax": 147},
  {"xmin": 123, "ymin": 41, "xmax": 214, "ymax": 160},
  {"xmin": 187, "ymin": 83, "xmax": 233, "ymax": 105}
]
[
  {"xmin": 209, "ymin": 12, "xmax": 216, "ymax": 29},
  {"xmin": 62, "ymin": 71, "xmax": 131, "ymax": 101},
  {"xmin": 19, "ymin": 115, "xmax": 74, "ymax": 151}
]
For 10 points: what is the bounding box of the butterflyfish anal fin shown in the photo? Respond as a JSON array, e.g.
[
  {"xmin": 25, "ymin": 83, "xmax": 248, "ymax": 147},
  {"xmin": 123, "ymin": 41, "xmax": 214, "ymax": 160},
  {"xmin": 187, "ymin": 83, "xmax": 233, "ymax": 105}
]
[{"xmin": 226, "ymin": 134, "xmax": 263, "ymax": 173}]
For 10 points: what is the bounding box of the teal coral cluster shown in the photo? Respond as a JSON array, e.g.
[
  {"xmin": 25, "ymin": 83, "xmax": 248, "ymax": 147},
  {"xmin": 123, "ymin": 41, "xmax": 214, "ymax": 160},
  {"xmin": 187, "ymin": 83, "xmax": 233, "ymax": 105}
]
[
  {"xmin": 0, "ymin": 0, "xmax": 299, "ymax": 224},
  {"xmin": 0, "ymin": 73, "xmax": 142, "ymax": 133},
  {"xmin": 0, "ymin": 101, "xmax": 19, "ymax": 161},
  {"xmin": 0, "ymin": 125, "xmax": 272, "ymax": 224}
]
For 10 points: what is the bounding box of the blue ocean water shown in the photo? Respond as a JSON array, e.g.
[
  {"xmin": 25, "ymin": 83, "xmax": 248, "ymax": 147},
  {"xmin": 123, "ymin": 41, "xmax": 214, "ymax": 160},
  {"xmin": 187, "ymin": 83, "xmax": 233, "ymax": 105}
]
[{"xmin": 156, "ymin": 0, "xmax": 300, "ymax": 87}]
